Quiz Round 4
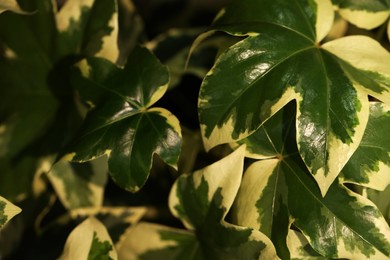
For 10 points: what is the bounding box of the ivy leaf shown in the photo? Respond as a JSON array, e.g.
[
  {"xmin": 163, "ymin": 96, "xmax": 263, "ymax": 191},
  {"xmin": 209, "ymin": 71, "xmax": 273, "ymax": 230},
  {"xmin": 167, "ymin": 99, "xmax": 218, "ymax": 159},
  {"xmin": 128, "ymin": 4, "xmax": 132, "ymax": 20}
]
[
  {"xmin": 56, "ymin": 0, "xmax": 119, "ymax": 62},
  {"xmin": 198, "ymin": 0, "xmax": 390, "ymax": 195},
  {"xmin": 340, "ymin": 102, "xmax": 390, "ymax": 190},
  {"xmin": 331, "ymin": 0, "xmax": 390, "ymax": 30},
  {"xmin": 46, "ymin": 157, "xmax": 108, "ymax": 210},
  {"xmin": 233, "ymin": 105, "xmax": 390, "ymax": 259},
  {"xmin": 0, "ymin": 0, "xmax": 28, "ymax": 14},
  {"xmin": 0, "ymin": 196, "xmax": 21, "ymax": 229},
  {"xmin": 59, "ymin": 217, "xmax": 117, "ymax": 260},
  {"xmin": 121, "ymin": 146, "xmax": 279, "ymax": 259},
  {"xmin": 66, "ymin": 46, "xmax": 181, "ymax": 192}
]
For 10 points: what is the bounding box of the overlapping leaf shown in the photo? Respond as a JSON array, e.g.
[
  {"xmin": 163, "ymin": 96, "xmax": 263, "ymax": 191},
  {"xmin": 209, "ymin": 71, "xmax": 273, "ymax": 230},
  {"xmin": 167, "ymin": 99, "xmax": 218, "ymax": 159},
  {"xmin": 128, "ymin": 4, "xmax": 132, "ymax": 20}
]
[
  {"xmin": 0, "ymin": 0, "xmax": 28, "ymax": 14},
  {"xmin": 332, "ymin": 0, "xmax": 390, "ymax": 37},
  {"xmin": 59, "ymin": 217, "xmax": 117, "ymax": 260},
  {"xmin": 0, "ymin": 196, "xmax": 21, "ymax": 229},
  {"xmin": 66, "ymin": 46, "xmax": 181, "ymax": 192},
  {"xmin": 286, "ymin": 230, "xmax": 327, "ymax": 260},
  {"xmin": 122, "ymin": 146, "xmax": 279, "ymax": 259},
  {"xmin": 233, "ymin": 104, "xmax": 390, "ymax": 259},
  {"xmin": 198, "ymin": 0, "xmax": 390, "ymax": 195},
  {"xmin": 56, "ymin": 0, "xmax": 119, "ymax": 62}
]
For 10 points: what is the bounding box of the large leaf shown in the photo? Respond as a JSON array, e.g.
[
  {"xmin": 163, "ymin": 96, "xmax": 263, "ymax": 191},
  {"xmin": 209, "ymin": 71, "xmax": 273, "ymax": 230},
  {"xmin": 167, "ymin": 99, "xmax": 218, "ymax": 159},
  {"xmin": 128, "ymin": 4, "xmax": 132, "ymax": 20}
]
[
  {"xmin": 66, "ymin": 46, "xmax": 181, "ymax": 192},
  {"xmin": 59, "ymin": 217, "xmax": 117, "ymax": 260},
  {"xmin": 56, "ymin": 0, "xmax": 119, "ymax": 62},
  {"xmin": 198, "ymin": 0, "xmax": 390, "ymax": 195},
  {"xmin": 332, "ymin": 0, "xmax": 390, "ymax": 29},
  {"xmin": 122, "ymin": 146, "xmax": 279, "ymax": 259},
  {"xmin": 233, "ymin": 105, "xmax": 390, "ymax": 259},
  {"xmin": 46, "ymin": 157, "xmax": 108, "ymax": 210},
  {"xmin": 0, "ymin": 196, "xmax": 21, "ymax": 229},
  {"xmin": 340, "ymin": 102, "xmax": 390, "ymax": 190}
]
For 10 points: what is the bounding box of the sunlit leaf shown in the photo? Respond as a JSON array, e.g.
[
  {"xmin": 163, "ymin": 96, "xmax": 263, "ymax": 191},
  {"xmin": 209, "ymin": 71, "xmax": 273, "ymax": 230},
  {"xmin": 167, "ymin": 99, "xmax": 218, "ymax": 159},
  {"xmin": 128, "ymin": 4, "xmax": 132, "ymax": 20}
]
[
  {"xmin": 233, "ymin": 106, "xmax": 390, "ymax": 259},
  {"xmin": 56, "ymin": 0, "xmax": 119, "ymax": 62},
  {"xmin": 66, "ymin": 45, "xmax": 181, "ymax": 192},
  {"xmin": 59, "ymin": 217, "xmax": 117, "ymax": 260},
  {"xmin": 332, "ymin": 0, "xmax": 390, "ymax": 29},
  {"xmin": 340, "ymin": 102, "xmax": 390, "ymax": 190},
  {"xmin": 0, "ymin": 196, "xmax": 21, "ymax": 229},
  {"xmin": 198, "ymin": 0, "xmax": 390, "ymax": 195}
]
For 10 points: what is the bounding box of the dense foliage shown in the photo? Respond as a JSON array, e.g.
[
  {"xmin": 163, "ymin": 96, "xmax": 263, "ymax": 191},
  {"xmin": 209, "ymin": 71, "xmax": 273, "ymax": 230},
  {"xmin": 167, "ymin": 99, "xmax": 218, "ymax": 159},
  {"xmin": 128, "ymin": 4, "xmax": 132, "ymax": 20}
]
[{"xmin": 1, "ymin": 0, "xmax": 390, "ymax": 259}]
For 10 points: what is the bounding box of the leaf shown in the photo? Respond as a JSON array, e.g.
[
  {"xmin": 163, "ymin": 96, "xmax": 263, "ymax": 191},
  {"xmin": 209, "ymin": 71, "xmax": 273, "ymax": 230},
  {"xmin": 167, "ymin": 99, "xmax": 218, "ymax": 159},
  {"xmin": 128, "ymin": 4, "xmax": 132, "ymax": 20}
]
[
  {"xmin": 233, "ymin": 105, "xmax": 390, "ymax": 259},
  {"xmin": 287, "ymin": 229, "xmax": 327, "ymax": 260},
  {"xmin": 59, "ymin": 217, "xmax": 117, "ymax": 260},
  {"xmin": 0, "ymin": 0, "xmax": 29, "ymax": 14},
  {"xmin": 340, "ymin": 102, "xmax": 390, "ymax": 190},
  {"xmin": 56, "ymin": 0, "xmax": 119, "ymax": 62},
  {"xmin": 122, "ymin": 147, "xmax": 279, "ymax": 259},
  {"xmin": 46, "ymin": 157, "xmax": 108, "ymax": 210},
  {"xmin": 0, "ymin": 196, "xmax": 21, "ymax": 229},
  {"xmin": 198, "ymin": 0, "xmax": 390, "ymax": 195},
  {"xmin": 66, "ymin": 46, "xmax": 181, "ymax": 192},
  {"xmin": 332, "ymin": 0, "xmax": 390, "ymax": 29},
  {"xmin": 364, "ymin": 185, "xmax": 390, "ymax": 224}
]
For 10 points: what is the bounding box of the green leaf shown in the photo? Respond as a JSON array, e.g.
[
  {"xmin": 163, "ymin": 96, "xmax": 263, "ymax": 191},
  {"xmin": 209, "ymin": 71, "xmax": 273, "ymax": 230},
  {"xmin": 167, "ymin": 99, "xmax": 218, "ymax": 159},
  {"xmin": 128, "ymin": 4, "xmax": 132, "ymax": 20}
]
[
  {"xmin": 364, "ymin": 185, "xmax": 390, "ymax": 224},
  {"xmin": 198, "ymin": 0, "xmax": 390, "ymax": 195},
  {"xmin": 66, "ymin": 46, "xmax": 181, "ymax": 192},
  {"xmin": 0, "ymin": 196, "xmax": 21, "ymax": 229},
  {"xmin": 122, "ymin": 147, "xmax": 279, "ymax": 259},
  {"xmin": 332, "ymin": 0, "xmax": 390, "ymax": 29},
  {"xmin": 59, "ymin": 217, "xmax": 117, "ymax": 260},
  {"xmin": 340, "ymin": 102, "xmax": 390, "ymax": 190},
  {"xmin": 0, "ymin": 0, "xmax": 28, "ymax": 14},
  {"xmin": 233, "ymin": 106, "xmax": 390, "ymax": 259},
  {"xmin": 287, "ymin": 230, "xmax": 327, "ymax": 260},
  {"xmin": 46, "ymin": 157, "xmax": 108, "ymax": 210},
  {"xmin": 56, "ymin": 0, "xmax": 119, "ymax": 62}
]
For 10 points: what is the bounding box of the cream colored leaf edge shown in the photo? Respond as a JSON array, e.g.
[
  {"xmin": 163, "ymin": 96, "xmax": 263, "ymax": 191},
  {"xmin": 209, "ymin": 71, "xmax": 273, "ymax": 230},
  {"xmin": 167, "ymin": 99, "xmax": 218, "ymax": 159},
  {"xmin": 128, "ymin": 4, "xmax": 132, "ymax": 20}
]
[
  {"xmin": 59, "ymin": 217, "xmax": 117, "ymax": 260},
  {"xmin": 0, "ymin": 0, "xmax": 29, "ymax": 14},
  {"xmin": 315, "ymin": 0, "xmax": 335, "ymax": 42},
  {"xmin": 287, "ymin": 229, "xmax": 325, "ymax": 259},
  {"xmin": 337, "ymin": 8, "xmax": 390, "ymax": 30},
  {"xmin": 0, "ymin": 195, "xmax": 21, "ymax": 229},
  {"xmin": 168, "ymin": 145, "xmax": 246, "ymax": 230}
]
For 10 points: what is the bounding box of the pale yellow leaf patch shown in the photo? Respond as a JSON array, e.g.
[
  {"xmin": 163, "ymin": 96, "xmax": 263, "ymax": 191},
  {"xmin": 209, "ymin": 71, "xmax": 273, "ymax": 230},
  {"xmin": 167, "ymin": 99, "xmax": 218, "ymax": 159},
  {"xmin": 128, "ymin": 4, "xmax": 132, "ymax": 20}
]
[
  {"xmin": 0, "ymin": 0, "xmax": 29, "ymax": 14},
  {"xmin": 95, "ymin": 10, "xmax": 119, "ymax": 63},
  {"xmin": 56, "ymin": 0, "xmax": 94, "ymax": 32},
  {"xmin": 338, "ymin": 9, "xmax": 390, "ymax": 30},
  {"xmin": 287, "ymin": 229, "xmax": 319, "ymax": 259},
  {"xmin": 315, "ymin": 0, "xmax": 335, "ymax": 42},
  {"xmin": 0, "ymin": 196, "xmax": 21, "ymax": 229},
  {"xmin": 59, "ymin": 217, "xmax": 117, "ymax": 260}
]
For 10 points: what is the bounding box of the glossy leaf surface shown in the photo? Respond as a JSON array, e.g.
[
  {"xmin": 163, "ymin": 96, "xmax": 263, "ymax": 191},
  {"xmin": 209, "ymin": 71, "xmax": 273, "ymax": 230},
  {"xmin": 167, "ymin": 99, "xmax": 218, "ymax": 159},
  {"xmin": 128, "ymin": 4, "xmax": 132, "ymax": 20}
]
[
  {"xmin": 234, "ymin": 106, "xmax": 390, "ymax": 259},
  {"xmin": 122, "ymin": 147, "xmax": 279, "ymax": 259},
  {"xmin": 198, "ymin": 0, "xmax": 390, "ymax": 195},
  {"xmin": 59, "ymin": 217, "xmax": 117, "ymax": 260},
  {"xmin": 0, "ymin": 196, "xmax": 21, "ymax": 229},
  {"xmin": 340, "ymin": 102, "xmax": 390, "ymax": 190},
  {"xmin": 67, "ymin": 46, "xmax": 181, "ymax": 192}
]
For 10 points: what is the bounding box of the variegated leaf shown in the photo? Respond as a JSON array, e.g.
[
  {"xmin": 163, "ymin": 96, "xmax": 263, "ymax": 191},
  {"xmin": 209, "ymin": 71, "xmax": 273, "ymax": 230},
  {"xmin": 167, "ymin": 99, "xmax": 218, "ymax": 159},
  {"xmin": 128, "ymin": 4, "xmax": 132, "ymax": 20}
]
[
  {"xmin": 59, "ymin": 217, "xmax": 117, "ymax": 260},
  {"xmin": 0, "ymin": 196, "xmax": 21, "ymax": 229},
  {"xmin": 56, "ymin": 0, "xmax": 119, "ymax": 62},
  {"xmin": 332, "ymin": 0, "xmax": 390, "ymax": 29},
  {"xmin": 340, "ymin": 102, "xmax": 390, "ymax": 190},
  {"xmin": 287, "ymin": 229, "xmax": 327, "ymax": 260},
  {"xmin": 0, "ymin": 0, "xmax": 28, "ymax": 14},
  {"xmin": 198, "ymin": 0, "xmax": 390, "ymax": 195},
  {"xmin": 233, "ymin": 106, "xmax": 390, "ymax": 259},
  {"xmin": 46, "ymin": 157, "xmax": 108, "ymax": 210},
  {"xmin": 166, "ymin": 146, "xmax": 279, "ymax": 259},
  {"xmin": 66, "ymin": 46, "xmax": 181, "ymax": 192},
  {"xmin": 364, "ymin": 185, "xmax": 390, "ymax": 224}
]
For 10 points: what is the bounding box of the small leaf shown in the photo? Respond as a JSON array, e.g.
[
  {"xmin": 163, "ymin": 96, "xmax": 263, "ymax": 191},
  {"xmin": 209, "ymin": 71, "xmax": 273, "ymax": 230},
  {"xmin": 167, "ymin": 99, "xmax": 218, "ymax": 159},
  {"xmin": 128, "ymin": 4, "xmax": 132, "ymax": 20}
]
[
  {"xmin": 46, "ymin": 157, "xmax": 108, "ymax": 210},
  {"xmin": 0, "ymin": 195, "xmax": 21, "ymax": 229},
  {"xmin": 340, "ymin": 102, "xmax": 390, "ymax": 190},
  {"xmin": 56, "ymin": 0, "xmax": 119, "ymax": 62},
  {"xmin": 287, "ymin": 229, "xmax": 326, "ymax": 260},
  {"xmin": 0, "ymin": 0, "xmax": 29, "ymax": 14},
  {"xmin": 59, "ymin": 217, "xmax": 117, "ymax": 260},
  {"xmin": 332, "ymin": 0, "xmax": 390, "ymax": 29},
  {"xmin": 67, "ymin": 46, "xmax": 181, "ymax": 192}
]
